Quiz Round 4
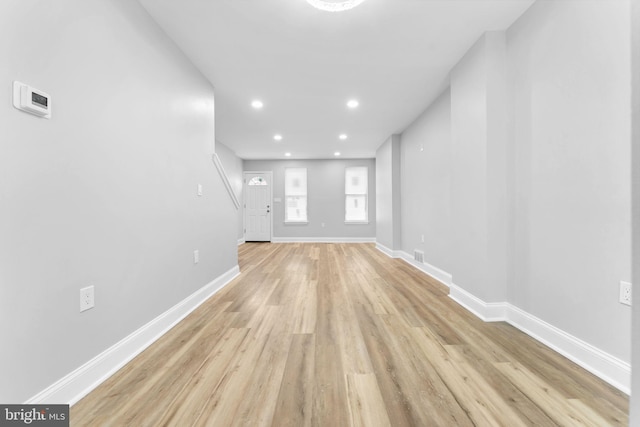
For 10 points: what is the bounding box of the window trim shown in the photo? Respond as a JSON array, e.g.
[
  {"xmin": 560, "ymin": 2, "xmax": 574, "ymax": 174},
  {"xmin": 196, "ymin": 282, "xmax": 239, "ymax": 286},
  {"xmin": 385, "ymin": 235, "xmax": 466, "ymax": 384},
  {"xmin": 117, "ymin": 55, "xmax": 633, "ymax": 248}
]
[
  {"xmin": 284, "ymin": 167, "xmax": 308, "ymax": 223},
  {"xmin": 344, "ymin": 166, "xmax": 369, "ymax": 224}
]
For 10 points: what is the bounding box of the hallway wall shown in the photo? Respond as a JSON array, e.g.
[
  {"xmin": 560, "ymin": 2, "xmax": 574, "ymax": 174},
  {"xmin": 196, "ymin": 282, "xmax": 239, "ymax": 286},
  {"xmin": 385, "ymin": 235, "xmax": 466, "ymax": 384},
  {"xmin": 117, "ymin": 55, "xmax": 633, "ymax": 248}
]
[
  {"xmin": 0, "ymin": 0, "xmax": 238, "ymax": 402},
  {"xmin": 396, "ymin": 0, "xmax": 631, "ymax": 390},
  {"xmin": 631, "ymin": 0, "xmax": 640, "ymax": 420},
  {"xmin": 375, "ymin": 135, "xmax": 401, "ymax": 252},
  {"xmin": 507, "ymin": 0, "xmax": 631, "ymax": 365},
  {"xmin": 400, "ymin": 89, "xmax": 452, "ymax": 276}
]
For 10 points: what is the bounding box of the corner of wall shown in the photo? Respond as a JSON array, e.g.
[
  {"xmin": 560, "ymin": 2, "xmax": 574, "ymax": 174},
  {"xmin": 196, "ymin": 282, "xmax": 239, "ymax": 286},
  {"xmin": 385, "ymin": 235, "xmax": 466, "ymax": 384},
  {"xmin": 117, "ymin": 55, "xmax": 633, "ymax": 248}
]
[{"xmin": 630, "ymin": 0, "xmax": 640, "ymax": 421}]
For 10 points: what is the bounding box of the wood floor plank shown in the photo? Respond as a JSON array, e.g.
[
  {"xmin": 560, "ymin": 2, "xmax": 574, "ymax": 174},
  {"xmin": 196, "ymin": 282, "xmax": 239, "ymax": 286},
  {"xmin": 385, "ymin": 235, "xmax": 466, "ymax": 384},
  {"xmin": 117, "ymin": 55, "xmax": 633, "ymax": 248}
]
[
  {"xmin": 333, "ymin": 271, "xmax": 375, "ymax": 375},
  {"xmin": 155, "ymin": 328, "xmax": 250, "ymax": 426},
  {"xmin": 348, "ymin": 287, "xmax": 419, "ymax": 426},
  {"xmin": 570, "ymin": 398, "xmax": 628, "ymax": 427},
  {"xmin": 488, "ymin": 322, "xmax": 628, "ymax": 409},
  {"xmin": 445, "ymin": 344, "xmax": 558, "ymax": 426},
  {"xmin": 311, "ymin": 246, "xmax": 351, "ymax": 426},
  {"xmin": 70, "ymin": 302, "xmax": 235, "ymax": 426},
  {"xmin": 191, "ymin": 331, "xmax": 273, "ymax": 426},
  {"xmin": 345, "ymin": 373, "xmax": 391, "ymax": 427},
  {"xmin": 353, "ymin": 274, "xmax": 398, "ymax": 316},
  {"xmin": 110, "ymin": 311, "xmax": 242, "ymax": 427},
  {"xmin": 495, "ymin": 361, "xmax": 613, "ymax": 426},
  {"xmin": 291, "ymin": 279, "xmax": 317, "ymax": 334},
  {"xmin": 71, "ymin": 243, "xmax": 629, "ymax": 426},
  {"xmin": 272, "ymin": 333, "xmax": 316, "ymax": 427},
  {"xmin": 568, "ymin": 399, "xmax": 620, "ymax": 427},
  {"xmin": 230, "ymin": 319, "xmax": 293, "ymax": 426},
  {"xmin": 352, "ymin": 297, "xmax": 474, "ymax": 426}
]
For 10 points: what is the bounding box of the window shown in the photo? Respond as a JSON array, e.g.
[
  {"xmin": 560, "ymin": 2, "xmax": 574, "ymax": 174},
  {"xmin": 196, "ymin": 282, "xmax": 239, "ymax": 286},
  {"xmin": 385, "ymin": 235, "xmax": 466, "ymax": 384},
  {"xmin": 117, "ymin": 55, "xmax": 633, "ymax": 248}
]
[
  {"xmin": 285, "ymin": 168, "xmax": 307, "ymax": 222},
  {"xmin": 248, "ymin": 176, "xmax": 267, "ymax": 186},
  {"xmin": 345, "ymin": 166, "xmax": 368, "ymax": 223}
]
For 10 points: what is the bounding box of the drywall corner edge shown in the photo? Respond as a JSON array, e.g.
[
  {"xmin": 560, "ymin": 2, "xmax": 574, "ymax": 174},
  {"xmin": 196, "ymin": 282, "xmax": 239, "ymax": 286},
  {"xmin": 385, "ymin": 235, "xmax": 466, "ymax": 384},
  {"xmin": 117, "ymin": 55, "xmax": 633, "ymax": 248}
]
[
  {"xmin": 449, "ymin": 283, "xmax": 508, "ymax": 321},
  {"xmin": 376, "ymin": 242, "xmax": 400, "ymax": 258},
  {"xmin": 397, "ymin": 251, "xmax": 453, "ymax": 287}
]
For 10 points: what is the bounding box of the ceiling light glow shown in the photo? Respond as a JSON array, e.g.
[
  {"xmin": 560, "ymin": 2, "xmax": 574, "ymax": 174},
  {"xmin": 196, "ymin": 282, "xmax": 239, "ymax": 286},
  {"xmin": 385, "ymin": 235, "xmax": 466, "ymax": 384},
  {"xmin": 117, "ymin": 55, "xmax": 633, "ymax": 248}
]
[
  {"xmin": 306, "ymin": 0, "xmax": 367, "ymax": 12},
  {"xmin": 347, "ymin": 99, "xmax": 359, "ymax": 109},
  {"xmin": 251, "ymin": 100, "xmax": 263, "ymax": 109},
  {"xmin": 339, "ymin": 134, "xmax": 348, "ymax": 140},
  {"xmin": 285, "ymin": 152, "xmax": 292, "ymax": 157},
  {"xmin": 334, "ymin": 152, "xmax": 341, "ymax": 157},
  {"xmin": 274, "ymin": 134, "xmax": 283, "ymax": 141}
]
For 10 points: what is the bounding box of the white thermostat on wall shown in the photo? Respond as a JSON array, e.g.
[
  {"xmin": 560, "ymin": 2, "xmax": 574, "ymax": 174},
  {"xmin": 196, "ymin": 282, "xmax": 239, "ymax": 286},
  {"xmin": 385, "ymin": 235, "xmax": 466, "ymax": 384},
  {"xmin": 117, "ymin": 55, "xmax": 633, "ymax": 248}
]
[{"xmin": 13, "ymin": 81, "xmax": 51, "ymax": 119}]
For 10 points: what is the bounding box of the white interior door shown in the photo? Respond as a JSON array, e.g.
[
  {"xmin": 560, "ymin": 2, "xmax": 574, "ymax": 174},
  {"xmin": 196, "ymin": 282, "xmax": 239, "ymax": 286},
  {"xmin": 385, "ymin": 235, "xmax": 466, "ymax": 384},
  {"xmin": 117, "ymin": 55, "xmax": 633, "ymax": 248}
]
[{"xmin": 244, "ymin": 172, "xmax": 272, "ymax": 242}]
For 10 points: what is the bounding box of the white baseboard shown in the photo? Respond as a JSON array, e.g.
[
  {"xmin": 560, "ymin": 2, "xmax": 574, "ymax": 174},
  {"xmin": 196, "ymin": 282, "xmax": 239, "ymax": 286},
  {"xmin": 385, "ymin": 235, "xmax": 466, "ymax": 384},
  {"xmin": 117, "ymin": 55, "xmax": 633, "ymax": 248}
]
[
  {"xmin": 26, "ymin": 265, "xmax": 241, "ymax": 406},
  {"xmin": 449, "ymin": 283, "xmax": 508, "ymax": 321},
  {"xmin": 397, "ymin": 251, "xmax": 453, "ymax": 287},
  {"xmin": 272, "ymin": 237, "xmax": 375, "ymax": 243},
  {"xmin": 505, "ymin": 304, "xmax": 630, "ymax": 395},
  {"xmin": 448, "ymin": 283, "xmax": 630, "ymax": 394},
  {"xmin": 237, "ymin": 238, "xmax": 245, "ymax": 246},
  {"xmin": 375, "ymin": 243, "xmax": 400, "ymax": 258},
  {"xmin": 375, "ymin": 246, "xmax": 453, "ymax": 287},
  {"xmin": 384, "ymin": 255, "xmax": 630, "ymax": 395}
]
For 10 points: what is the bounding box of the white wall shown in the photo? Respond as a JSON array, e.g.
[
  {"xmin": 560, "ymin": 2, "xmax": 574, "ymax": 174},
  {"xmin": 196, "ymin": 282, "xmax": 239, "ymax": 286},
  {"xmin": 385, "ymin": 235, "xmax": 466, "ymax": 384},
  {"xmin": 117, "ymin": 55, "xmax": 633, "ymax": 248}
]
[
  {"xmin": 396, "ymin": 0, "xmax": 631, "ymax": 391},
  {"xmin": 450, "ymin": 32, "xmax": 509, "ymax": 303},
  {"xmin": 375, "ymin": 135, "xmax": 401, "ymax": 251},
  {"xmin": 400, "ymin": 90, "xmax": 452, "ymax": 272},
  {"xmin": 632, "ymin": 0, "xmax": 640, "ymax": 420},
  {"xmin": 242, "ymin": 159, "xmax": 376, "ymax": 240},
  {"xmin": 216, "ymin": 141, "xmax": 244, "ymax": 242},
  {"xmin": 0, "ymin": 0, "xmax": 238, "ymax": 402},
  {"xmin": 508, "ymin": 0, "xmax": 631, "ymax": 363}
]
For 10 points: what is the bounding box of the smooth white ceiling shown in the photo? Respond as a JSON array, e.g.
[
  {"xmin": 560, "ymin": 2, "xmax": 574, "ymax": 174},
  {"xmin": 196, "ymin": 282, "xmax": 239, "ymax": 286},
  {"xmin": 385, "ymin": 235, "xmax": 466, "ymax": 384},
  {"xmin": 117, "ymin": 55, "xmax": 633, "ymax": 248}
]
[{"xmin": 138, "ymin": 0, "xmax": 534, "ymax": 159}]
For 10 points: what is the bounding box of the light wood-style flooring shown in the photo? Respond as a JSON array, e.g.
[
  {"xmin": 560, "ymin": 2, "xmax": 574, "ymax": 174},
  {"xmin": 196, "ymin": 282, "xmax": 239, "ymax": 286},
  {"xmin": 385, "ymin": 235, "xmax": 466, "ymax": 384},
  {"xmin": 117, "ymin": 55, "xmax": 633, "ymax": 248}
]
[{"xmin": 71, "ymin": 243, "xmax": 628, "ymax": 426}]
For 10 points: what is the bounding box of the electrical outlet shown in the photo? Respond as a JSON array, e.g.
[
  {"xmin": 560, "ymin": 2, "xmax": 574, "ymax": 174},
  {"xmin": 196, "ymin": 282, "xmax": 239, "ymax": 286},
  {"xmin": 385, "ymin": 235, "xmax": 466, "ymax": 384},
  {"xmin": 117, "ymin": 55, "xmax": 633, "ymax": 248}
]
[
  {"xmin": 197, "ymin": 184, "xmax": 203, "ymax": 196},
  {"xmin": 194, "ymin": 250, "xmax": 199, "ymax": 264},
  {"xmin": 421, "ymin": 234, "xmax": 425, "ymax": 243},
  {"xmin": 80, "ymin": 286, "xmax": 95, "ymax": 312},
  {"xmin": 620, "ymin": 281, "xmax": 632, "ymax": 306}
]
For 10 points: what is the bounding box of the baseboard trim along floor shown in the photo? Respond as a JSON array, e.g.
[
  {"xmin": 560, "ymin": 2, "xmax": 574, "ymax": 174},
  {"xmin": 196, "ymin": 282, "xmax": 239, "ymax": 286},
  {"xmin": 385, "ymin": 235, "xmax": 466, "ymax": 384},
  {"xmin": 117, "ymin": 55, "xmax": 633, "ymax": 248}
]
[
  {"xmin": 272, "ymin": 237, "xmax": 376, "ymax": 243},
  {"xmin": 26, "ymin": 265, "xmax": 241, "ymax": 406},
  {"xmin": 376, "ymin": 245, "xmax": 631, "ymax": 394}
]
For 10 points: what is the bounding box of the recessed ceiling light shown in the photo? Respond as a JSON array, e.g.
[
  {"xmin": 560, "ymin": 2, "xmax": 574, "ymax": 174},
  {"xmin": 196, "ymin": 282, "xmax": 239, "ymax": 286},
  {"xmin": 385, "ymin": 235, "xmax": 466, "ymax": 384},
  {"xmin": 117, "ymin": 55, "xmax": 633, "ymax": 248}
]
[
  {"xmin": 306, "ymin": 0, "xmax": 367, "ymax": 12},
  {"xmin": 251, "ymin": 100, "xmax": 263, "ymax": 109},
  {"xmin": 334, "ymin": 152, "xmax": 341, "ymax": 157},
  {"xmin": 347, "ymin": 99, "xmax": 359, "ymax": 109},
  {"xmin": 274, "ymin": 134, "xmax": 283, "ymax": 141},
  {"xmin": 285, "ymin": 152, "xmax": 291, "ymax": 157},
  {"xmin": 339, "ymin": 134, "xmax": 348, "ymax": 140}
]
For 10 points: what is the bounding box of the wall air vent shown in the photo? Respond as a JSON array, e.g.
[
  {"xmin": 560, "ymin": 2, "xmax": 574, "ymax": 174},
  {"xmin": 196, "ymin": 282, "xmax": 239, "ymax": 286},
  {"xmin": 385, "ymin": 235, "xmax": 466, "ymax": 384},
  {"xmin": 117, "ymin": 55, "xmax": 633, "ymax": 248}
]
[{"xmin": 414, "ymin": 250, "xmax": 425, "ymax": 264}]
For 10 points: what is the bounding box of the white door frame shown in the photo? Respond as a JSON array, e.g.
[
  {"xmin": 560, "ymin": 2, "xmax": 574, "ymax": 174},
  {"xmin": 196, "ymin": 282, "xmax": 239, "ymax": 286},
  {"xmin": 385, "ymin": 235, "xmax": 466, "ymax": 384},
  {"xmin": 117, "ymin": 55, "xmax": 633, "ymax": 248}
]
[{"xmin": 243, "ymin": 171, "xmax": 273, "ymax": 242}]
